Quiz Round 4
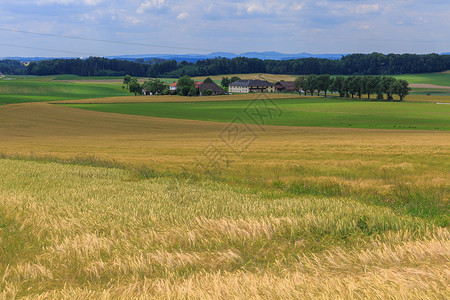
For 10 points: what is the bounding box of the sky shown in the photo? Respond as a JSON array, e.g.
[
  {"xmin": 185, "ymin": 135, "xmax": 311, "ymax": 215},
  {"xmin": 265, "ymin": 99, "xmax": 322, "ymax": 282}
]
[{"xmin": 0, "ymin": 0, "xmax": 449, "ymax": 57}]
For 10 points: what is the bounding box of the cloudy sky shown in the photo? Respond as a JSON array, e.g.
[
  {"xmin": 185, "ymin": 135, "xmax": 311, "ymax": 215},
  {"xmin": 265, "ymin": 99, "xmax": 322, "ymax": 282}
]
[{"xmin": 0, "ymin": 0, "xmax": 449, "ymax": 57}]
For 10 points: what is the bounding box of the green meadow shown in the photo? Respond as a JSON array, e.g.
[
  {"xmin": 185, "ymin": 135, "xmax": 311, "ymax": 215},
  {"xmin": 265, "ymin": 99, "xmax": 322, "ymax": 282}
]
[
  {"xmin": 63, "ymin": 98, "xmax": 450, "ymax": 131},
  {"xmin": 0, "ymin": 77, "xmax": 129, "ymax": 104},
  {"xmin": 50, "ymin": 74, "xmax": 125, "ymax": 80},
  {"xmin": 394, "ymin": 72, "xmax": 450, "ymax": 86}
]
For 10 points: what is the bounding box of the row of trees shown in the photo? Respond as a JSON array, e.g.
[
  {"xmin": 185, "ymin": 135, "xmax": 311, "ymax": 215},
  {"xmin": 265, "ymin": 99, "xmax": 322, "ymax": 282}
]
[
  {"xmin": 122, "ymin": 75, "xmax": 168, "ymax": 95},
  {"xmin": 294, "ymin": 75, "xmax": 410, "ymax": 100},
  {"xmin": 22, "ymin": 53, "xmax": 450, "ymax": 78}
]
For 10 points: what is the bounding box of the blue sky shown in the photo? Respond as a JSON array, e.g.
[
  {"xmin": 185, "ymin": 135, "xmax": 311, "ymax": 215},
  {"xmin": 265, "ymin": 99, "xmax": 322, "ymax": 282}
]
[{"xmin": 0, "ymin": 0, "xmax": 449, "ymax": 57}]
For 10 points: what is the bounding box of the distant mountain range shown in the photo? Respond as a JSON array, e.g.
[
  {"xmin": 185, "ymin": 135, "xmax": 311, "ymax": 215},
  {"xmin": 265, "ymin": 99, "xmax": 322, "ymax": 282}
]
[
  {"xmin": 108, "ymin": 52, "xmax": 346, "ymax": 62},
  {"xmin": 1, "ymin": 52, "xmax": 346, "ymax": 63},
  {"xmin": 2, "ymin": 52, "xmax": 450, "ymax": 63}
]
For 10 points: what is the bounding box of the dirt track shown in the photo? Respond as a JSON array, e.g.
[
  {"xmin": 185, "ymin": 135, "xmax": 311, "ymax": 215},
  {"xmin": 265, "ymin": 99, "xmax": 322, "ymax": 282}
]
[{"xmin": 410, "ymin": 84, "xmax": 450, "ymax": 89}]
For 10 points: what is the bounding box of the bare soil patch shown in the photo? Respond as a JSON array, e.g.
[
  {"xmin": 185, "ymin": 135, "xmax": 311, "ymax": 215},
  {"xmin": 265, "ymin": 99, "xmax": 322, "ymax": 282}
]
[{"xmin": 410, "ymin": 84, "xmax": 450, "ymax": 89}]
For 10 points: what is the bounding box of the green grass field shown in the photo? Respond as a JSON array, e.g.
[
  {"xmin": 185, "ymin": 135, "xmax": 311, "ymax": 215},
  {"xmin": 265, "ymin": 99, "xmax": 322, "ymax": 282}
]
[
  {"xmin": 51, "ymin": 74, "xmax": 125, "ymax": 80},
  {"xmin": 62, "ymin": 97, "xmax": 450, "ymax": 131},
  {"xmin": 0, "ymin": 77, "xmax": 129, "ymax": 104},
  {"xmin": 395, "ymin": 72, "xmax": 450, "ymax": 86}
]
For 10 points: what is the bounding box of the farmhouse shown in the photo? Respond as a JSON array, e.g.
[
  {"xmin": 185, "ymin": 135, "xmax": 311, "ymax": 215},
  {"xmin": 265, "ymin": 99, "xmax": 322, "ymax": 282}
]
[
  {"xmin": 170, "ymin": 81, "xmax": 204, "ymax": 92},
  {"xmin": 169, "ymin": 82, "xmax": 177, "ymax": 91},
  {"xmin": 198, "ymin": 82, "xmax": 226, "ymax": 95},
  {"xmin": 274, "ymin": 81, "xmax": 296, "ymax": 92},
  {"xmin": 229, "ymin": 79, "xmax": 274, "ymax": 93}
]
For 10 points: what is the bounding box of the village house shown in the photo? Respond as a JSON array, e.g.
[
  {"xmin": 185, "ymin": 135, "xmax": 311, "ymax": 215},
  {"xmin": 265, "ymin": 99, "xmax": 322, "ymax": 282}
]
[
  {"xmin": 274, "ymin": 81, "xmax": 296, "ymax": 92},
  {"xmin": 228, "ymin": 79, "xmax": 274, "ymax": 93},
  {"xmin": 142, "ymin": 89, "xmax": 152, "ymax": 95},
  {"xmin": 169, "ymin": 82, "xmax": 177, "ymax": 91},
  {"xmin": 198, "ymin": 82, "xmax": 226, "ymax": 95},
  {"xmin": 169, "ymin": 81, "xmax": 203, "ymax": 92}
]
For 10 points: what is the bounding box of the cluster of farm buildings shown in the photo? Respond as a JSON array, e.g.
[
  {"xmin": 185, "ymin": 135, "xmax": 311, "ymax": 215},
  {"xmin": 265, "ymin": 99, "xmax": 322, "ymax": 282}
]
[
  {"xmin": 165, "ymin": 79, "xmax": 297, "ymax": 95},
  {"xmin": 168, "ymin": 81, "xmax": 227, "ymax": 95},
  {"xmin": 228, "ymin": 80, "xmax": 295, "ymax": 93}
]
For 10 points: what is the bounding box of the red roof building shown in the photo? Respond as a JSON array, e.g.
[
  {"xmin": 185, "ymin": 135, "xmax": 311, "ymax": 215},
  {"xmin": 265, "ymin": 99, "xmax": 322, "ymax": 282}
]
[{"xmin": 169, "ymin": 82, "xmax": 177, "ymax": 91}]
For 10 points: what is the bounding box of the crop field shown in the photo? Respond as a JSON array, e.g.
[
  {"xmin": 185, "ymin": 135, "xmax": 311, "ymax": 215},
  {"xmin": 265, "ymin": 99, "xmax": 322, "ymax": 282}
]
[
  {"xmin": 0, "ymin": 75, "xmax": 449, "ymax": 298},
  {"xmin": 0, "ymin": 76, "xmax": 129, "ymax": 104},
  {"xmin": 395, "ymin": 72, "xmax": 450, "ymax": 87},
  {"xmin": 62, "ymin": 97, "xmax": 450, "ymax": 131}
]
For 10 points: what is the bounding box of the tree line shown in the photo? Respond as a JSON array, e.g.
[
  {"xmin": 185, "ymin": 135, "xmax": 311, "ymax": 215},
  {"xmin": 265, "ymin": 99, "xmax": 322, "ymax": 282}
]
[
  {"xmin": 294, "ymin": 75, "xmax": 410, "ymax": 101},
  {"xmin": 21, "ymin": 53, "xmax": 450, "ymax": 78},
  {"xmin": 0, "ymin": 59, "xmax": 27, "ymax": 75}
]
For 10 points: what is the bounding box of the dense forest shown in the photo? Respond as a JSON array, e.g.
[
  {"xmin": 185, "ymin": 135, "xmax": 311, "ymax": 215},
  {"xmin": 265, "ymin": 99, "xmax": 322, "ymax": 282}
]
[
  {"xmin": 13, "ymin": 53, "xmax": 450, "ymax": 77},
  {"xmin": 0, "ymin": 59, "xmax": 27, "ymax": 75}
]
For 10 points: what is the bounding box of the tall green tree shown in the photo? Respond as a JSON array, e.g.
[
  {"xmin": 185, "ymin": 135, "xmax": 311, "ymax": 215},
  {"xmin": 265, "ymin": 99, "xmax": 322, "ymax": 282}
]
[
  {"xmin": 188, "ymin": 87, "xmax": 199, "ymax": 96},
  {"xmin": 365, "ymin": 76, "xmax": 380, "ymax": 99},
  {"xmin": 318, "ymin": 74, "xmax": 332, "ymax": 97},
  {"xmin": 379, "ymin": 76, "xmax": 397, "ymax": 100},
  {"xmin": 128, "ymin": 77, "xmax": 141, "ymax": 95},
  {"xmin": 390, "ymin": 79, "xmax": 410, "ymax": 101},
  {"xmin": 142, "ymin": 79, "xmax": 167, "ymax": 94},
  {"xmin": 177, "ymin": 75, "xmax": 195, "ymax": 89},
  {"xmin": 123, "ymin": 75, "xmax": 131, "ymax": 89},
  {"xmin": 305, "ymin": 75, "xmax": 318, "ymax": 96},
  {"xmin": 294, "ymin": 76, "xmax": 305, "ymax": 95},
  {"xmin": 330, "ymin": 76, "xmax": 346, "ymax": 97},
  {"xmin": 346, "ymin": 76, "xmax": 359, "ymax": 99},
  {"xmin": 221, "ymin": 77, "xmax": 230, "ymax": 87},
  {"xmin": 230, "ymin": 76, "xmax": 241, "ymax": 83}
]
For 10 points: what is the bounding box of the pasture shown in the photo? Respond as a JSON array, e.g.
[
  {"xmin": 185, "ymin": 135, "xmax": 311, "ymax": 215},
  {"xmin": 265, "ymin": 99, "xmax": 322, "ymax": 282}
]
[
  {"xmin": 0, "ymin": 76, "xmax": 129, "ymax": 104},
  {"xmin": 0, "ymin": 75, "xmax": 449, "ymax": 298},
  {"xmin": 395, "ymin": 72, "xmax": 450, "ymax": 87},
  {"xmin": 62, "ymin": 97, "xmax": 450, "ymax": 131}
]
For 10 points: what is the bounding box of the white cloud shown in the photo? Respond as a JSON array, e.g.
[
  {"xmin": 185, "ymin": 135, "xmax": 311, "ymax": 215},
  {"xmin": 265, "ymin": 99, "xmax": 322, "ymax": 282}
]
[
  {"xmin": 317, "ymin": 1, "xmax": 380, "ymax": 15},
  {"xmin": 137, "ymin": 0, "xmax": 166, "ymax": 14},
  {"xmin": 235, "ymin": 0, "xmax": 305, "ymax": 16},
  {"xmin": 177, "ymin": 12, "xmax": 189, "ymax": 20},
  {"xmin": 1, "ymin": 0, "xmax": 450, "ymax": 56},
  {"xmin": 246, "ymin": 3, "xmax": 270, "ymax": 14},
  {"xmin": 36, "ymin": 0, "xmax": 104, "ymax": 5},
  {"xmin": 354, "ymin": 4, "xmax": 379, "ymax": 14},
  {"xmin": 294, "ymin": 3, "xmax": 305, "ymax": 11}
]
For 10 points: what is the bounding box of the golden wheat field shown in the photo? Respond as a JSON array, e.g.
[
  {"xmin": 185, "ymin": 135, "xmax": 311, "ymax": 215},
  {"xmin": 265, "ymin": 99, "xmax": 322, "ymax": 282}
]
[{"xmin": 0, "ymin": 93, "xmax": 449, "ymax": 298}]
